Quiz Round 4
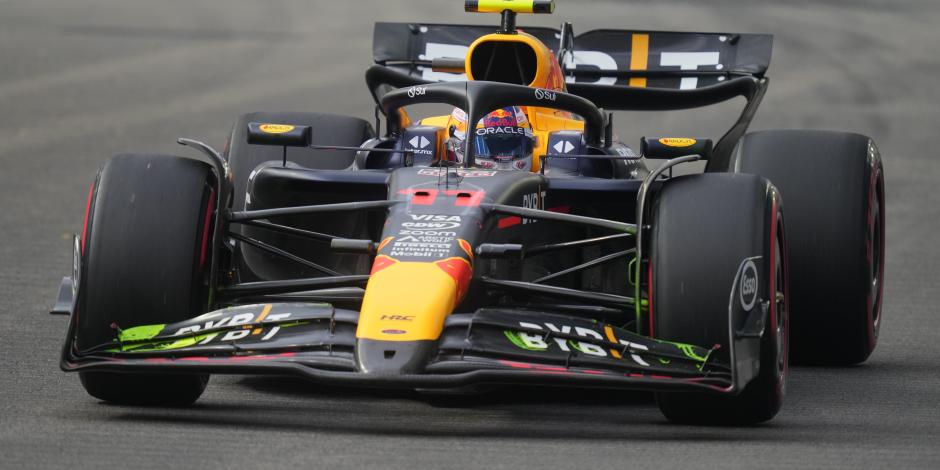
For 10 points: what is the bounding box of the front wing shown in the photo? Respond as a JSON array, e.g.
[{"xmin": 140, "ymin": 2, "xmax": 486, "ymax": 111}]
[{"xmin": 61, "ymin": 303, "xmax": 748, "ymax": 394}]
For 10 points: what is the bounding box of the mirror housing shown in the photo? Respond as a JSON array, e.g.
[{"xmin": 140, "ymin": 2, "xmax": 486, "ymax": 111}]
[
  {"xmin": 247, "ymin": 122, "xmax": 312, "ymax": 147},
  {"xmin": 641, "ymin": 137, "xmax": 713, "ymax": 160}
]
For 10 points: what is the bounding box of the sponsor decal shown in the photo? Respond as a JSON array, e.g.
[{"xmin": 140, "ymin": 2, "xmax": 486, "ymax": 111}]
[
  {"xmin": 381, "ymin": 315, "xmax": 414, "ymax": 321},
  {"xmin": 504, "ymin": 331, "xmax": 547, "ymax": 351},
  {"xmin": 382, "ymin": 329, "xmax": 408, "ymax": 335},
  {"xmin": 172, "ymin": 307, "xmax": 291, "ymax": 337},
  {"xmin": 117, "ymin": 305, "xmax": 295, "ymax": 351},
  {"xmin": 416, "ymin": 168, "xmax": 496, "ymax": 177},
  {"xmin": 119, "ymin": 324, "xmax": 286, "ymax": 351},
  {"xmin": 401, "ymin": 222, "xmax": 461, "ymax": 231},
  {"xmin": 396, "ymin": 233, "xmax": 455, "ymax": 242},
  {"xmin": 521, "ymin": 190, "xmax": 546, "ymax": 224},
  {"xmin": 418, "ymin": 35, "xmax": 724, "ymax": 90},
  {"xmin": 258, "ymin": 123, "xmax": 295, "ymax": 134},
  {"xmin": 740, "ymin": 258, "xmax": 759, "ymax": 311},
  {"xmin": 407, "ymin": 85, "xmax": 427, "ymax": 98},
  {"xmin": 534, "ymin": 88, "xmax": 557, "ymax": 101},
  {"xmin": 522, "ymin": 191, "xmax": 545, "ymax": 210},
  {"xmin": 504, "ymin": 321, "xmax": 650, "ymax": 367},
  {"xmin": 407, "ymin": 135, "xmax": 433, "ymax": 155},
  {"xmin": 395, "ymin": 234, "xmax": 454, "ymax": 240},
  {"xmin": 389, "ymin": 234, "xmax": 453, "ymax": 258},
  {"xmin": 409, "ymin": 136, "xmax": 430, "ymax": 148},
  {"xmin": 658, "ymin": 137, "xmax": 697, "ymax": 147},
  {"xmin": 409, "ymin": 214, "xmax": 461, "ymax": 222},
  {"xmin": 659, "ymin": 52, "xmax": 720, "ymax": 89},
  {"xmin": 553, "ymin": 140, "xmax": 575, "ymax": 154},
  {"xmin": 401, "ymin": 214, "xmax": 462, "ymax": 232},
  {"xmin": 475, "ymin": 126, "xmax": 528, "ymax": 136},
  {"xmin": 483, "ymin": 117, "xmax": 518, "ymax": 127}
]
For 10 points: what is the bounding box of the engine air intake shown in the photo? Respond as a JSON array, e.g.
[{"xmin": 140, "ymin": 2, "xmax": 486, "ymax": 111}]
[{"xmin": 468, "ymin": 41, "xmax": 538, "ymax": 86}]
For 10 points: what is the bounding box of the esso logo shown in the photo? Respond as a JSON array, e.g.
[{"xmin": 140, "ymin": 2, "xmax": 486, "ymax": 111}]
[
  {"xmin": 739, "ymin": 259, "xmax": 759, "ymax": 311},
  {"xmin": 407, "ymin": 86, "xmax": 427, "ymax": 98},
  {"xmin": 534, "ymin": 89, "xmax": 557, "ymax": 101}
]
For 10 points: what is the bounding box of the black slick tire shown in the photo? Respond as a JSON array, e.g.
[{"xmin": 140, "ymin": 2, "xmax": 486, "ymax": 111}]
[
  {"xmin": 730, "ymin": 130, "xmax": 885, "ymax": 365},
  {"xmin": 650, "ymin": 173, "xmax": 789, "ymax": 425},
  {"xmin": 76, "ymin": 154, "xmax": 214, "ymax": 406}
]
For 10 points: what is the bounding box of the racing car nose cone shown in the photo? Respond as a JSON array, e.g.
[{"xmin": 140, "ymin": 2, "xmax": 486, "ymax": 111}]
[{"xmin": 355, "ymin": 339, "xmax": 437, "ymax": 375}]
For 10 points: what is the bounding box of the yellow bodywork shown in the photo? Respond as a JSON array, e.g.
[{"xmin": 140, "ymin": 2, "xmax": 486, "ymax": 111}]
[
  {"xmin": 418, "ymin": 31, "xmax": 585, "ymax": 172},
  {"xmin": 357, "ymin": 262, "xmax": 459, "ymax": 341},
  {"xmin": 357, "ymin": 28, "xmax": 584, "ymax": 342}
]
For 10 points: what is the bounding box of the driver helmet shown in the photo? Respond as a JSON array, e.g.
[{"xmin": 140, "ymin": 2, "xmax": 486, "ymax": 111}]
[{"xmin": 444, "ymin": 106, "xmax": 536, "ymax": 171}]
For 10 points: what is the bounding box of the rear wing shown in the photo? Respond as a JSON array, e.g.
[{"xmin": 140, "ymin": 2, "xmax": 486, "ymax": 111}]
[
  {"xmin": 370, "ymin": 22, "xmax": 773, "ymax": 168},
  {"xmin": 373, "ymin": 22, "xmax": 772, "ymax": 91}
]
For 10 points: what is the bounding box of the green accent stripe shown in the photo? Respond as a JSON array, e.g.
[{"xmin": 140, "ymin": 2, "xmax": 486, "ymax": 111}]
[
  {"xmin": 117, "ymin": 324, "xmax": 165, "ymax": 342},
  {"xmin": 503, "ymin": 330, "xmax": 546, "ymax": 351}
]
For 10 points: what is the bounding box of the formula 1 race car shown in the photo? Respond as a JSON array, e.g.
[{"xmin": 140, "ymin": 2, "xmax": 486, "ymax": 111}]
[{"xmin": 52, "ymin": 0, "xmax": 885, "ymax": 425}]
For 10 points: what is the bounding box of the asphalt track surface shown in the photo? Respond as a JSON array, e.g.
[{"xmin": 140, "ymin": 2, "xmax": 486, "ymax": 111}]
[{"xmin": 2, "ymin": 0, "xmax": 939, "ymax": 468}]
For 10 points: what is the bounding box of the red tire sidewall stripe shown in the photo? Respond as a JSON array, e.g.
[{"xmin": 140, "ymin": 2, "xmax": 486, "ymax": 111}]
[
  {"xmin": 76, "ymin": 177, "xmax": 99, "ymax": 346},
  {"xmin": 647, "ymin": 261, "xmax": 654, "ymax": 337},
  {"xmin": 80, "ymin": 182, "xmax": 95, "ymax": 256},
  {"xmin": 198, "ymin": 187, "xmax": 216, "ymax": 270}
]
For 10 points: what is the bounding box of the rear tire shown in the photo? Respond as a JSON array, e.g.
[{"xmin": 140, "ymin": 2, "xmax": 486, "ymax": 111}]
[
  {"xmin": 76, "ymin": 153, "xmax": 214, "ymax": 405},
  {"xmin": 730, "ymin": 130, "xmax": 884, "ymax": 365},
  {"xmin": 650, "ymin": 174, "xmax": 789, "ymax": 425}
]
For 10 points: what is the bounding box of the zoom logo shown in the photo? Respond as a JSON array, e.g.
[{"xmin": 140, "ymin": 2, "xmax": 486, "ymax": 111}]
[
  {"xmin": 407, "ymin": 86, "xmax": 427, "ymax": 98},
  {"xmin": 739, "ymin": 259, "xmax": 759, "ymax": 311}
]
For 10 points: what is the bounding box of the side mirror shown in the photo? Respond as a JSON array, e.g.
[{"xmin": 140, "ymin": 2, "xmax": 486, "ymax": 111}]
[
  {"xmin": 641, "ymin": 137, "xmax": 713, "ymax": 160},
  {"xmin": 247, "ymin": 122, "xmax": 312, "ymax": 147}
]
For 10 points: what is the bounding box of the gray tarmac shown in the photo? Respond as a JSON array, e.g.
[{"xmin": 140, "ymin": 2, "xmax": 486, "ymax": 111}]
[{"xmin": 1, "ymin": 0, "xmax": 938, "ymax": 468}]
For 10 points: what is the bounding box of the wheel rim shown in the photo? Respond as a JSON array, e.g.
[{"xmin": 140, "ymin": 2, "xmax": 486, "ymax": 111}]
[
  {"xmin": 869, "ymin": 187, "xmax": 883, "ymax": 333},
  {"xmin": 774, "ymin": 227, "xmax": 787, "ymax": 385}
]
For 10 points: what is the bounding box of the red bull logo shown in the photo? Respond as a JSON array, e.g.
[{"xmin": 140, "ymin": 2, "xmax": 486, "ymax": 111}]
[{"xmin": 483, "ymin": 107, "xmax": 519, "ymax": 128}]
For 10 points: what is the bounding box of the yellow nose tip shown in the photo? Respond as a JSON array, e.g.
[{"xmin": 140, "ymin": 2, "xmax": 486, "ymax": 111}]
[{"xmin": 357, "ymin": 261, "xmax": 466, "ymax": 341}]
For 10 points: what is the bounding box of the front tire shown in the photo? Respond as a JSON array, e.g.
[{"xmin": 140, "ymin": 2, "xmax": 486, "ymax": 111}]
[
  {"xmin": 76, "ymin": 153, "xmax": 215, "ymax": 405},
  {"xmin": 650, "ymin": 173, "xmax": 789, "ymax": 425}
]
